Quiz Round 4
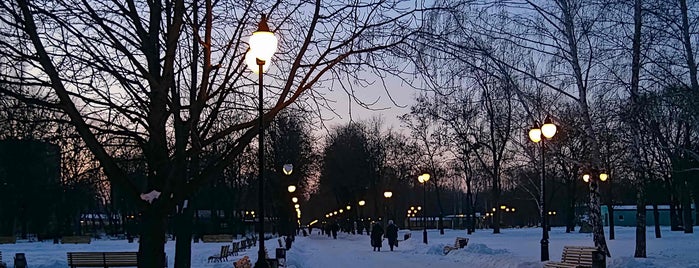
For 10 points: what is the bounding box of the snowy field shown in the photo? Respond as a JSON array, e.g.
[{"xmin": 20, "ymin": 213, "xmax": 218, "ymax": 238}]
[{"xmin": 0, "ymin": 226, "xmax": 697, "ymax": 268}]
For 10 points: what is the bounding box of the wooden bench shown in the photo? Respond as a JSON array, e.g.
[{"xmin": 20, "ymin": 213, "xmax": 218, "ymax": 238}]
[
  {"xmin": 443, "ymin": 237, "xmax": 469, "ymax": 255},
  {"xmin": 67, "ymin": 252, "xmax": 167, "ymax": 268},
  {"xmin": 0, "ymin": 236, "xmax": 15, "ymax": 244},
  {"xmin": 207, "ymin": 245, "xmax": 230, "ymax": 263},
  {"xmin": 544, "ymin": 246, "xmax": 598, "ymax": 268},
  {"xmin": 201, "ymin": 234, "xmax": 233, "ymax": 243},
  {"xmin": 62, "ymin": 236, "xmax": 91, "ymax": 244}
]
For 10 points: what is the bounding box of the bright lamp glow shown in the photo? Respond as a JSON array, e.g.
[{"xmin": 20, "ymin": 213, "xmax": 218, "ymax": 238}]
[
  {"xmin": 384, "ymin": 191, "xmax": 393, "ymax": 198},
  {"xmin": 248, "ymin": 15, "xmax": 277, "ymax": 61},
  {"xmin": 529, "ymin": 128, "xmax": 542, "ymax": 143},
  {"xmin": 287, "ymin": 185, "xmax": 296, "ymax": 193},
  {"xmin": 246, "ymin": 15, "xmax": 277, "ymax": 73},
  {"xmin": 582, "ymin": 174, "xmax": 590, "ymax": 183},
  {"xmin": 417, "ymin": 206, "xmax": 422, "ymax": 210},
  {"xmin": 346, "ymin": 205, "xmax": 351, "ymax": 210},
  {"xmin": 294, "ymin": 204, "xmax": 300, "ymax": 209},
  {"xmin": 541, "ymin": 116, "xmax": 557, "ymax": 139},
  {"xmin": 600, "ymin": 173, "xmax": 609, "ymax": 182},
  {"xmin": 418, "ymin": 173, "xmax": 430, "ymax": 183},
  {"xmin": 358, "ymin": 200, "xmax": 365, "ymax": 206},
  {"xmin": 292, "ymin": 197, "xmax": 298, "ymax": 203}
]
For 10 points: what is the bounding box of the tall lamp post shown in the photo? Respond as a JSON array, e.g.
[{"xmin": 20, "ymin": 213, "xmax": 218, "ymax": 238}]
[
  {"xmin": 246, "ymin": 14, "xmax": 278, "ymax": 268},
  {"xmin": 528, "ymin": 116, "xmax": 557, "ymax": 262},
  {"xmin": 358, "ymin": 200, "xmax": 366, "ymax": 234},
  {"xmin": 383, "ymin": 191, "xmax": 393, "ymax": 228},
  {"xmin": 418, "ymin": 173, "xmax": 430, "ymax": 244}
]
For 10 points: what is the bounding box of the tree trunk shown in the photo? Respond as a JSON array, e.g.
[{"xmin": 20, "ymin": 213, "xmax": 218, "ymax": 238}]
[
  {"xmin": 138, "ymin": 205, "xmax": 168, "ymax": 268},
  {"xmin": 174, "ymin": 202, "xmax": 194, "ymax": 268},
  {"xmin": 566, "ymin": 182, "xmax": 576, "ymax": 233},
  {"xmin": 608, "ymin": 205, "xmax": 615, "ymax": 240},
  {"xmin": 653, "ymin": 203, "xmax": 661, "ymax": 238},
  {"xmin": 670, "ymin": 193, "xmax": 682, "ymax": 231},
  {"xmin": 681, "ymin": 179, "xmax": 693, "ymax": 233},
  {"xmin": 434, "ymin": 180, "xmax": 445, "ymax": 235},
  {"xmin": 634, "ymin": 185, "xmax": 646, "ymax": 258},
  {"xmin": 588, "ymin": 177, "xmax": 610, "ymax": 257}
]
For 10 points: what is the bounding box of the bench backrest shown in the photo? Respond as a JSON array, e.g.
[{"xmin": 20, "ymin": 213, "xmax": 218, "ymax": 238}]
[
  {"xmin": 67, "ymin": 252, "xmax": 138, "ymax": 265},
  {"xmin": 561, "ymin": 246, "xmax": 597, "ymax": 266}
]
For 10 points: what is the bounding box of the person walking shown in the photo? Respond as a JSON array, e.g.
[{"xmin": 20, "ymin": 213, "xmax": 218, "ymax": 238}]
[
  {"xmin": 386, "ymin": 220, "xmax": 399, "ymax": 251},
  {"xmin": 370, "ymin": 222, "xmax": 384, "ymax": 251},
  {"xmin": 331, "ymin": 221, "xmax": 339, "ymax": 239}
]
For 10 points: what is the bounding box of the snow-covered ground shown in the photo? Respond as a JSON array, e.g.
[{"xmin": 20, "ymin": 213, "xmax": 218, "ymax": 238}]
[{"xmin": 0, "ymin": 226, "xmax": 696, "ymax": 267}]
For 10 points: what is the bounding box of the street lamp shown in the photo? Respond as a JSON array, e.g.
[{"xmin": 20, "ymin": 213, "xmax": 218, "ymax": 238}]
[
  {"xmin": 358, "ymin": 200, "xmax": 366, "ymax": 235},
  {"xmin": 287, "ymin": 185, "xmax": 296, "ymax": 193},
  {"xmin": 383, "ymin": 191, "xmax": 392, "ymax": 228},
  {"xmin": 282, "ymin": 164, "xmax": 293, "ymax": 175},
  {"xmin": 418, "ymin": 173, "xmax": 430, "ymax": 244},
  {"xmin": 247, "ymin": 14, "xmax": 278, "ymax": 268},
  {"xmin": 528, "ymin": 115, "xmax": 557, "ymax": 262}
]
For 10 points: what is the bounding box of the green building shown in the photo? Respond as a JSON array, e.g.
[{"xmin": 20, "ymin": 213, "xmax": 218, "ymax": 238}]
[{"xmin": 601, "ymin": 205, "xmax": 695, "ymax": 227}]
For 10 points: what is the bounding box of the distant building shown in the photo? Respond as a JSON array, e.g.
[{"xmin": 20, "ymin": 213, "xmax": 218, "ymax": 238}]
[{"xmin": 601, "ymin": 205, "xmax": 696, "ymax": 227}]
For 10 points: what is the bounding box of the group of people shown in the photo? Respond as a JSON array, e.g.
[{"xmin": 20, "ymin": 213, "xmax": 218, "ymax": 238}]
[{"xmin": 370, "ymin": 220, "xmax": 399, "ymax": 251}]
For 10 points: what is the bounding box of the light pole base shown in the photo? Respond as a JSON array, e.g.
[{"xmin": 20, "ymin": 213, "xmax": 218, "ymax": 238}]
[
  {"xmin": 423, "ymin": 229, "xmax": 428, "ymax": 244},
  {"xmin": 254, "ymin": 259, "xmax": 270, "ymax": 268},
  {"xmin": 540, "ymin": 238, "xmax": 549, "ymax": 261}
]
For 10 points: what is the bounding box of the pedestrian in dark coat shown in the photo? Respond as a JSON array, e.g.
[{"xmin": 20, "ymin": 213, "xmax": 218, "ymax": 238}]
[
  {"xmin": 331, "ymin": 222, "xmax": 339, "ymax": 239},
  {"xmin": 370, "ymin": 222, "xmax": 384, "ymax": 251},
  {"xmin": 385, "ymin": 220, "xmax": 399, "ymax": 251}
]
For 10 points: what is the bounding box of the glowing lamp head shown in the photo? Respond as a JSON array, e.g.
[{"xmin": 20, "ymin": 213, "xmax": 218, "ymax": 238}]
[
  {"xmin": 246, "ymin": 14, "xmax": 278, "ymax": 73},
  {"xmin": 287, "ymin": 185, "xmax": 296, "ymax": 193},
  {"xmin": 541, "ymin": 116, "xmax": 557, "ymax": 139},
  {"xmin": 529, "ymin": 127, "xmax": 542, "ymax": 143},
  {"xmin": 582, "ymin": 174, "xmax": 590, "ymax": 183},
  {"xmin": 358, "ymin": 200, "xmax": 365, "ymax": 206},
  {"xmin": 600, "ymin": 173, "xmax": 609, "ymax": 182},
  {"xmin": 384, "ymin": 191, "xmax": 393, "ymax": 198},
  {"xmin": 282, "ymin": 164, "xmax": 293, "ymax": 175},
  {"xmin": 292, "ymin": 197, "xmax": 298, "ymax": 203}
]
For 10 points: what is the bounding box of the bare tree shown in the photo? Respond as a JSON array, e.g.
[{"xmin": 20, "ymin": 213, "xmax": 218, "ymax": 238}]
[{"xmin": 0, "ymin": 0, "xmax": 441, "ymax": 266}]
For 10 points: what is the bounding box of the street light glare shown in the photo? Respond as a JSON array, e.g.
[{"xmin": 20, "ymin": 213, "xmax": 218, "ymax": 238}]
[
  {"xmin": 583, "ymin": 174, "xmax": 590, "ymax": 183},
  {"xmin": 248, "ymin": 15, "xmax": 278, "ymax": 61},
  {"xmin": 541, "ymin": 116, "xmax": 557, "ymax": 139},
  {"xmin": 292, "ymin": 197, "xmax": 298, "ymax": 203},
  {"xmin": 384, "ymin": 191, "xmax": 393, "ymax": 198},
  {"xmin": 528, "ymin": 128, "xmax": 542, "ymax": 143},
  {"xmin": 600, "ymin": 173, "xmax": 609, "ymax": 182},
  {"xmin": 358, "ymin": 200, "xmax": 365, "ymax": 206},
  {"xmin": 287, "ymin": 185, "xmax": 296, "ymax": 193}
]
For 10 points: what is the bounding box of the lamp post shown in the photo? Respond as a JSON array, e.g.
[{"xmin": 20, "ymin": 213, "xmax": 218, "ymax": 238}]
[
  {"xmin": 358, "ymin": 200, "xmax": 366, "ymax": 234},
  {"xmin": 383, "ymin": 191, "xmax": 392, "ymax": 228},
  {"xmin": 247, "ymin": 14, "xmax": 278, "ymax": 268},
  {"xmin": 418, "ymin": 173, "xmax": 430, "ymax": 244},
  {"xmin": 528, "ymin": 115, "xmax": 557, "ymax": 262}
]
